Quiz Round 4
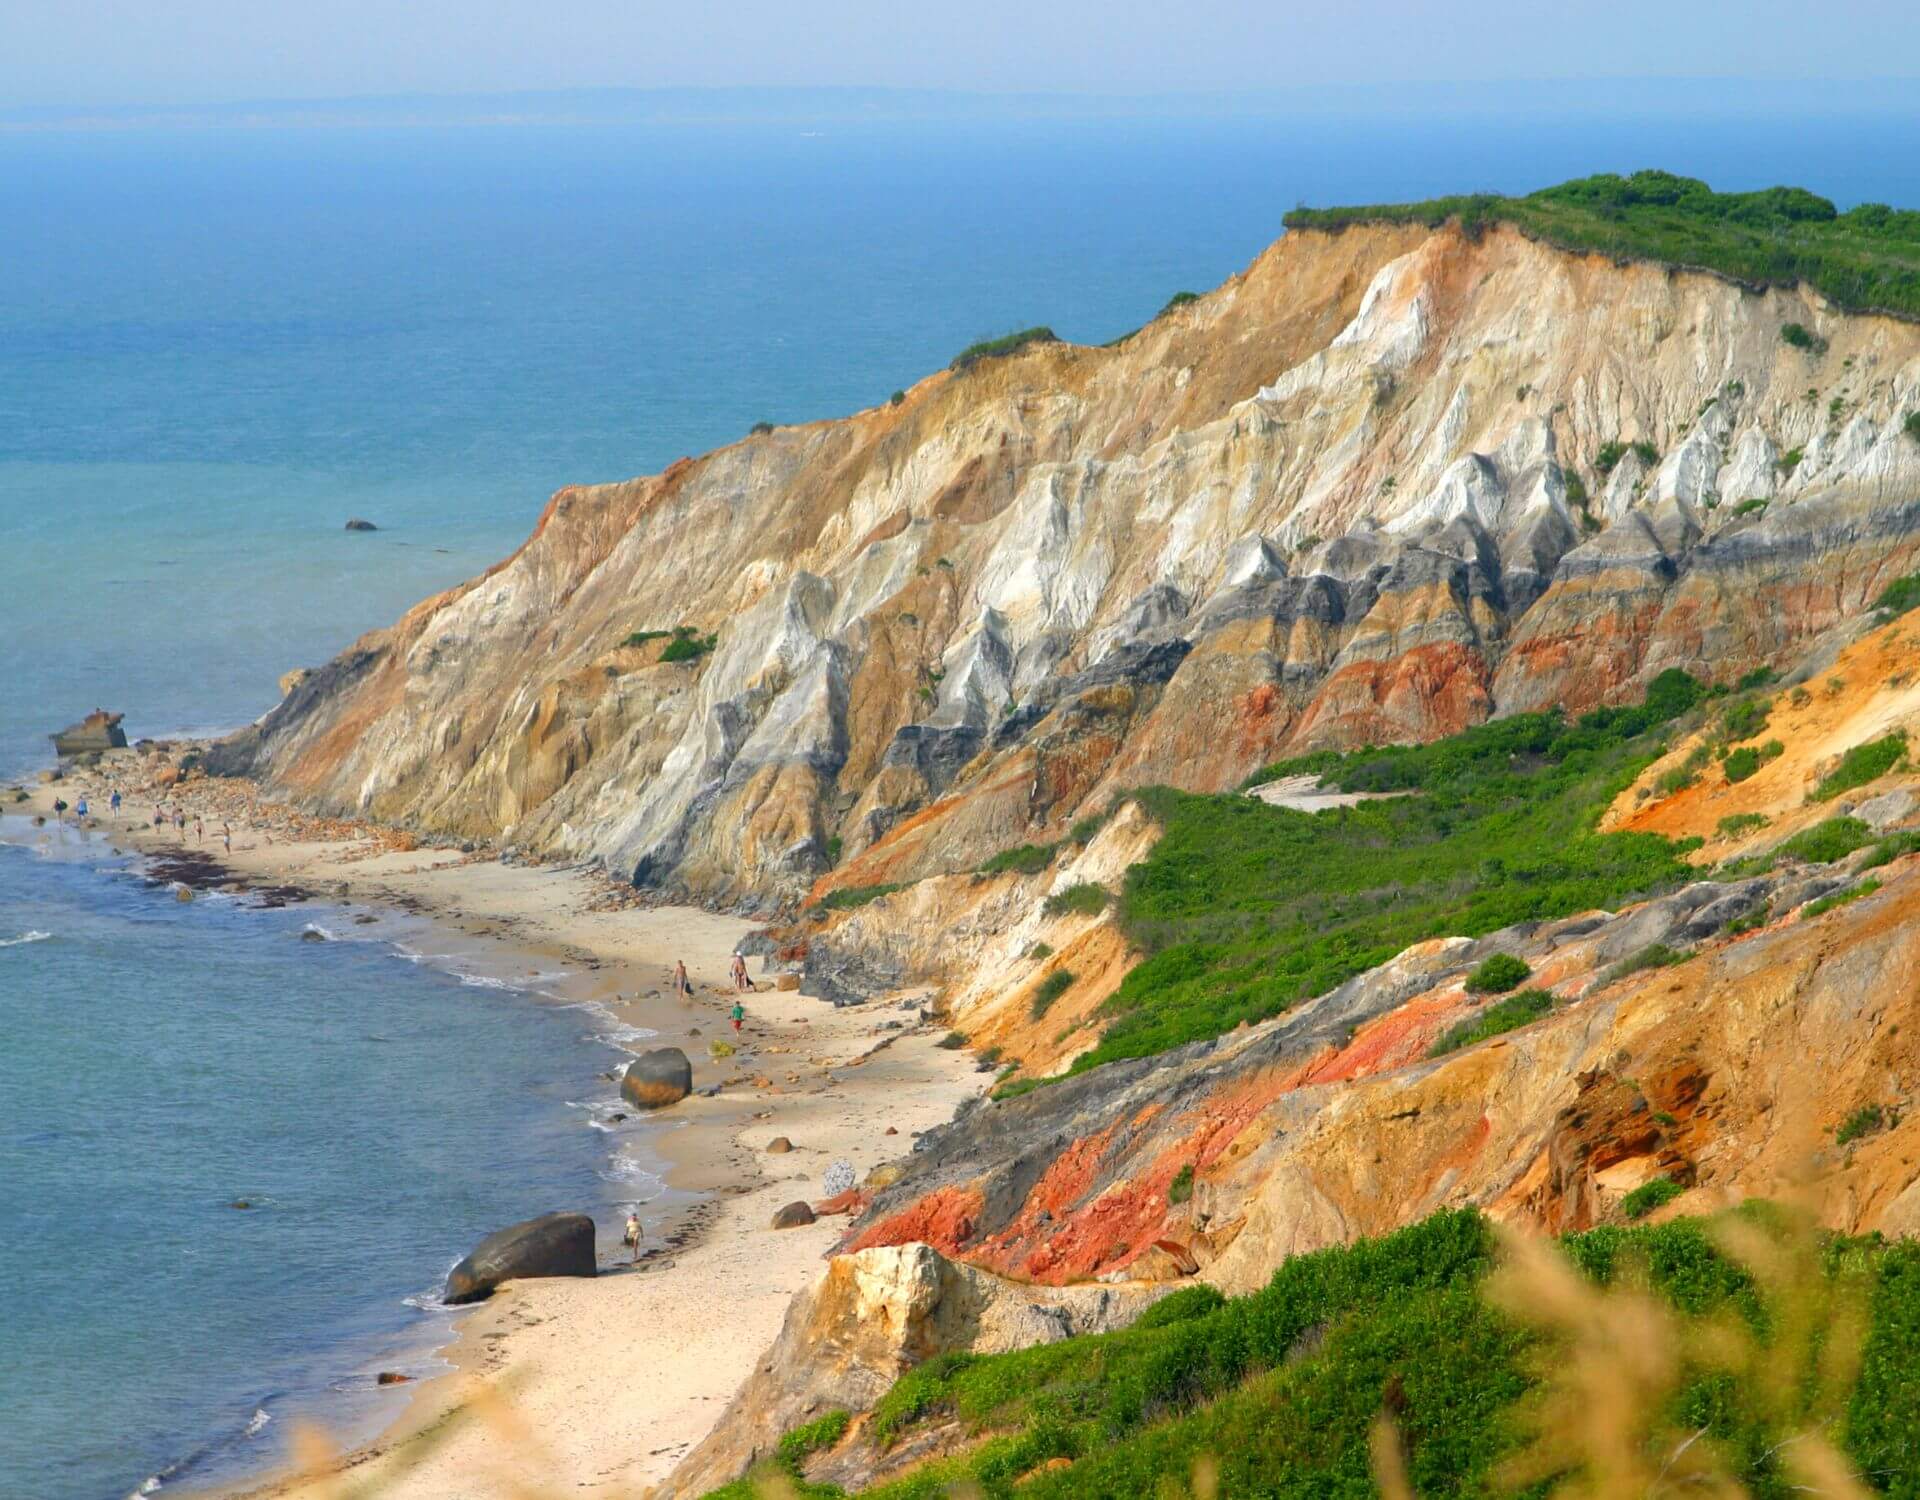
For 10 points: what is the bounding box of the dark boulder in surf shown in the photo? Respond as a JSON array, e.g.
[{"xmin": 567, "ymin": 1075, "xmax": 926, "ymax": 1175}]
[
  {"xmin": 621, "ymin": 1047, "xmax": 693, "ymax": 1110},
  {"xmin": 344, "ymin": 518, "xmax": 379, "ymax": 532},
  {"xmin": 444, "ymin": 1211, "xmax": 596, "ymax": 1304}
]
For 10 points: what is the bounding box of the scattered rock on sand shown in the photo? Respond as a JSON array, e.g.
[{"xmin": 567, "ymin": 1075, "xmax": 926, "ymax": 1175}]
[
  {"xmin": 864, "ymin": 1162, "xmax": 904, "ymax": 1191},
  {"xmin": 621, "ymin": 1047, "xmax": 693, "ymax": 1110},
  {"xmin": 344, "ymin": 517, "xmax": 379, "ymax": 531},
  {"xmin": 444, "ymin": 1211, "xmax": 596, "ymax": 1304},
  {"xmin": 770, "ymin": 1201, "xmax": 816, "ymax": 1229},
  {"xmin": 775, "ymin": 974, "xmax": 801, "ymax": 991},
  {"xmin": 884, "ymin": 1126, "xmax": 899, "ymax": 1135},
  {"xmin": 822, "ymin": 1160, "xmax": 857, "ymax": 1196},
  {"xmin": 765, "ymin": 1136, "xmax": 793, "ymax": 1154}
]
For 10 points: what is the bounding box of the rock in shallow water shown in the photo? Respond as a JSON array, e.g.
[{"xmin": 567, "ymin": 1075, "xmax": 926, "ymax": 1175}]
[
  {"xmin": 443, "ymin": 1211, "xmax": 596, "ymax": 1304},
  {"xmin": 343, "ymin": 517, "xmax": 379, "ymax": 531},
  {"xmin": 621, "ymin": 1047, "xmax": 692, "ymax": 1110}
]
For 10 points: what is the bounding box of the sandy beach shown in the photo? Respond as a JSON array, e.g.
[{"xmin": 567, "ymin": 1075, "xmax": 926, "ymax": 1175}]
[{"xmin": 15, "ymin": 759, "xmax": 981, "ymax": 1499}]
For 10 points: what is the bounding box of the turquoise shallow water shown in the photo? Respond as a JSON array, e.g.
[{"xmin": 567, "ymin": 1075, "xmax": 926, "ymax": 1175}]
[{"xmin": 3, "ymin": 109, "xmax": 1920, "ymax": 1500}]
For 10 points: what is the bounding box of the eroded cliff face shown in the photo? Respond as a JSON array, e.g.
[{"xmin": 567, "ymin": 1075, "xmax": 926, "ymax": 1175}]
[{"xmin": 212, "ymin": 221, "xmax": 1920, "ymax": 909}]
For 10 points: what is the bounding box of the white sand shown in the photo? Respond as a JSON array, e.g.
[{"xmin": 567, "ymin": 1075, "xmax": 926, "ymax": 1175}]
[{"xmin": 15, "ymin": 765, "xmax": 981, "ymax": 1498}]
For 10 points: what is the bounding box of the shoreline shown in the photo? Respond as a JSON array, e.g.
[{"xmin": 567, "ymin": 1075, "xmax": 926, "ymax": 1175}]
[{"xmin": 16, "ymin": 760, "xmax": 983, "ymax": 1499}]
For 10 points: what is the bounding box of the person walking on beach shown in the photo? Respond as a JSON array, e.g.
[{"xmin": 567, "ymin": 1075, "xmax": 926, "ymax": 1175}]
[
  {"xmin": 173, "ymin": 809, "xmax": 186, "ymax": 838},
  {"xmin": 109, "ymin": 788, "xmax": 121, "ymax": 822},
  {"xmin": 623, "ymin": 1211, "xmax": 643, "ymax": 1264},
  {"xmin": 194, "ymin": 816, "xmax": 204, "ymax": 844},
  {"xmin": 730, "ymin": 999, "xmax": 746, "ymax": 1036},
  {"xmin": 222, "ymin": 823, "xmax": 232, "ymax": 854},
  {"xmin": 673, "ymin": 959, "xmax": 692, "ymax": 999},
  {"xmin": 75, "ymin": 796, "xmax": 88, "ymax": 822},
  {"xmin": 730, "ymin": 953, "xmax": 750, "ymax": 992}
]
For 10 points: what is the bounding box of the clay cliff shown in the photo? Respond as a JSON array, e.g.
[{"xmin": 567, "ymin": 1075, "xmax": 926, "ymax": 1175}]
[{"xmin": 211, "ymin": 217, "xmax": 1920, "ymax": 911}]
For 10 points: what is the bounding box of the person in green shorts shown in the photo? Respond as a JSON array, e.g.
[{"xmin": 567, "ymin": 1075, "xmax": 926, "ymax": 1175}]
[{"xmin": 730, "ymin": 999, "xmax": 745, "ymax": 1035}]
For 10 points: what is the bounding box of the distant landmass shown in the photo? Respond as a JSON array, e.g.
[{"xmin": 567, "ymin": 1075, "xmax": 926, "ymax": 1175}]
[{"xmin": 9, "ymin": 77, "xmax": 1920, "ymax": 131}]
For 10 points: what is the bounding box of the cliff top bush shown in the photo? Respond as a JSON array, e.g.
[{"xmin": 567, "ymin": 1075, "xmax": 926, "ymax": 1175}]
[
  {"xmin": 708, "ymin": 1206, "xmax": 1920, "ymax": 1500},
  {"xmin": 1463, "ymin": 952, "xmax": 1531, "ymax": 993},
  {"xmin": 1284, "ymin": 170, "xmax": 1920, "ymax": 320},
  {"xmin": 949, "ymin": 326, "xmax": 1058, "ymax": 371},
  {"xmin": 1053, "ymin": 674, "xmax": 1706, "ymax": 1077}
]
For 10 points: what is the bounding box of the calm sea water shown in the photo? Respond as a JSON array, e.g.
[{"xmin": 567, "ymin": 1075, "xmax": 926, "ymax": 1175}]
[
  {"xmin": 0, "ymin": 821, "xmax": 653, "ymax": 1500},
  {"xmin": 3, "ymin": 107, "xmax": 1919, "ymax": 1499}
]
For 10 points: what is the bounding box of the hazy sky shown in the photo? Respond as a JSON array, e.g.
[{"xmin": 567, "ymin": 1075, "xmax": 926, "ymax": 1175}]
[{"xmin": 5, "ymin": 0, "xmax": 1918, "ymax": 109}]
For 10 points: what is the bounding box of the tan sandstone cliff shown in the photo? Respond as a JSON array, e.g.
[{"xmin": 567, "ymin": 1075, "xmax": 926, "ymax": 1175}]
[{"xmin": 210, "ymin": 221, "xmax": 1920, "ymax": 911}]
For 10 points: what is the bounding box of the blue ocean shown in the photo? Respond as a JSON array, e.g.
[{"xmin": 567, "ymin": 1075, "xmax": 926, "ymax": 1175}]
[{"xmin": 3, "ymin": 104, "xmax": 1920, "ymax": 1500}]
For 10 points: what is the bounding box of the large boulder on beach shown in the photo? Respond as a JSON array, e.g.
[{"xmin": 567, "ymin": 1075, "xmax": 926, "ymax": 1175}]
[
  {"xmin": 443, "ymin": 1211, "xmax": 596, "ymax": 1304},
  {"xmin": 622, "ymin": 1047, "xmax": 693, "ymax": 1110}
]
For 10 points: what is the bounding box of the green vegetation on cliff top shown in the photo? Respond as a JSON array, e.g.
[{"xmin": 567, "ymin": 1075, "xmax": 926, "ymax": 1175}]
[
  {"xmin": 705, "ymin": 1207, "xmax": 1920, "ymax": 1500},
  {"xmin": 1053, "ymin": 670, "xmax": 1707, "ymax": 1078},
  {"xmin": 1285, "ymin": 170, "xmax": 1920, "ymax": 320}
]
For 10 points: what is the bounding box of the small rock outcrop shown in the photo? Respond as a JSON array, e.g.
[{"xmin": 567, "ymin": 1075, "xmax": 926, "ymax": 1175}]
[
  {"xmin": 443, "ymin": 1211, "xmax": 596, "ymax": 1304},
  {"xmin": 667, "ymin": 1242, "xmax": 1155, "ymax": 1493},
  {"xmin": 620, "ymin": 1047, "xmax": 692, "ymax": 1110},
  {"xmin": 51, "ymin": 710, "xmax": 127, "ymax": 756}
]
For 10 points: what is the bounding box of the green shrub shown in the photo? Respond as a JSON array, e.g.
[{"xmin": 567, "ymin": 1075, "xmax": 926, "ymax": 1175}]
[
  {"xmin": 1030, "ymin": 969, "xmax": 1075, "ymax": 1019},
  {"xmin": 1873, "ymin": 572, "xmax": 1920, "ymax": 616},
  {"xmin": 1043, "ymin": 882, "xmax": 1110, "ymax": 919},
  {"xmin": 1717, "ymin": 811, "xmax": 1770, "ymax": 838},
  {"xmin": 1812, "ymin": 730, "xmax": 1908, "ymax": 801},
  {"xmin": 1723, "ymin": 740, "xmax": 1784, "ymax": 784},
  {"xmin": 823, "ymin": 835, "xmax": 843, "ymax": 866},
  {"xmin": 1026, "ymin": 941, "xmax": 1054, "ymax": 960},
  {"xmin": 1803, "ymin": 878, "xmax": 1880, "ymax": 919},
  {"xmin": 749, "ymin": 420, "xmax": 775, "ymax": 436},
  {"xmin": 1632, "ymin": 440, "xmax": 1659, "ymax": 466},
  {"xmin": 1778, "ymin": 447, "xmax": 1805, "ymax": 476},
  {"xmin": 1720, "ymin": 696, "xmax": 1772, "ymax": 742},
  {"xmin": 1464, "ymin": 952, "xmax": 1532, "ymax": 994},
  {"xmin": 1167, "ymin": 1162, "xmax": 1195, "ymax": 1205},
  {"xmin": 1563, "ymin": 473, "xmax": 1588, "ymax": 508},
  {"xmin": 889, "ymin": 389, "xmax": 906, "ymax": 406},
  {"xmin": 950, "ymin": 326, "xmax": 1058, "ymax": 371},
  {"xmin": 1837, "ymin": 1104, "xmax": 1887, "ymax": 1145},
  {"xmin": 1132, "ymin": 1281, "xmax": 1221, "ymax": 1328},
  {"xmin": 1775, "ymin": 816, "xmax": 1875, "ymax": 865},
  {"xmin": 1735, "ymin": 666, "xmax": 1776, "ymax": 691},
  {"xmin": 1621, "ymin": 1176, "xmax": 1684, "ymax": 1219},
  {"xmin": 1604, "ymin": 943, "xmax": 1689, "ymax": 985},
  {"xmin": 979, "ymin": 842, "xmax": 1057, "ymax": 876},
  {"xmin": 1429, "ymin": 988, "xmax": 1555, "ymax": 1057},
  {"xmin": 1905, "ymin": 411, "xmax": 1920, "ymax": 445},
  {"xmin": 1158, "ymin": 290, "xmax": 1200, "ymax": 316},
  {"xmin": 657, "ymin": 625, "xmax": 718, "ymax": 663},
  {"xmin": 1725, "ymin": 903, "xmax": 1770, "ymax": 935},
  {"xmin": 1656, "ymin": 741, "xmax": 1713, "ymax": 795},
  {"xmin": 1780, "ymin": 321, "xmax": 1826, "ymax": 352},
  {"xmin": 935, "ymin": 1031, "xmax": 968, "ymax": 1049},
  {"xmin": 1595, "ymin": 439, "xmax": 1628, "ymax": 474},
  {"xmin": 1730, "ymin": 497, "xmax": 1769, "ymax": 518},
  {"xmin": 821, "ymin": 882, "xmax": 904, "ymax": 911}
]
